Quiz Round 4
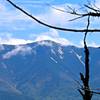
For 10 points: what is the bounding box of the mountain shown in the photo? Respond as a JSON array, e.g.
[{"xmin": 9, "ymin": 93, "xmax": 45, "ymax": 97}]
[{"xmin": 0, "ymin": 40, "xmax": 100, "ymax": 100}]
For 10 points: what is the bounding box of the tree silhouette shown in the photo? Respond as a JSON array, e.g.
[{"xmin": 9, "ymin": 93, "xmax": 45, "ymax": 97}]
[
  {"xmin": 6, "ymin": 0, "xmax": 100, "ymax": 100},
  {"xmin": 78, "ymin": 15, "xmax": 93, "ymax": 100}
]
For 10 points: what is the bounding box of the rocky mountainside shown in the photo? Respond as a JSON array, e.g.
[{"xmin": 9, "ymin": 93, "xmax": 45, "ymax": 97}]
[{"xmin": 0, "ymin": 40, "xmax": 100, "ymax": 100}]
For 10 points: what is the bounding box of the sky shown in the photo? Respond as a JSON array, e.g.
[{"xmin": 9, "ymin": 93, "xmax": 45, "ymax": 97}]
[{"xmin": 0, "ymin": 0, "xmax": 100, "ymax": 47}]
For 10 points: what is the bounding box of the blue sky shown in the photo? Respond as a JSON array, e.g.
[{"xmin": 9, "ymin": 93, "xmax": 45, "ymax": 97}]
[{"xmin": 0, "ymin": 0, "xmax": 100, "ymax": 46}]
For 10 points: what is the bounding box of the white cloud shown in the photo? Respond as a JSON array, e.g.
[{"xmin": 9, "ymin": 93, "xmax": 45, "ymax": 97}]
[
  {"xmin": 45, "ymin": 29, "xmax": 59, "ymax": 38},
  {"xmin": 0, "ymin": 38, "xmax": 33, "ymax": 45},
  {"xmin": 0, "ymin": 1, "xmax": 92, "ymax": 31},
  {"xmin": 35, "ymin": 35, "xmax": 72, "ymax": 46},
  {"xmin": 3, "ymin": 45, "xmax": 32, "ymax": 59},
  {"xmin": 0, "ymin": 3, "xmax": 30, "ymax": 21},
  {"xmin": 34, "ymin": 29, "xmax": 73, "ymax": 46},
  {"xmin": 94, "ymin": 0, "xmax": 100, "ymax": 8},
  {"xmin": 36, "ymin": 3, "xmax": 86, "ymax": 28},
  {"xmin": 0, "ymin": 33, "xmax": 33, "ymax": 45},
  {"xmin": 0, "ymin": 1, "xmax": 78, "ymax": 28},
  {"xmin": 1, "ymin": 1, "xmax": 99, "ymax": 29},
  {"xmin": 0, "ymin": 1, "xmax": 99, "ymax": 47},
  {"xmin": 37, "ymin": 5, "xmax": 72, "ymax": 26},
  {"xmin": 80, "ymin": 41, "xmax": 100, "ymax": 47},
  {"xmin": 0, "ymin": 2, "xmax": 35, "ymax": 30},
  {"xmin": 37, "ymin": 40, "xmax": 53, "ymax": 46},
  {"xmin": 0, "ymin": 3, "xmax": 6, "ymax": 11},
  {"xmin": 0, "ymin": 29, "xmax": 72, "ymax": 46},
  {"xmin": 4, "ymin": 38, "xmax": 32, "ymax": 45}
]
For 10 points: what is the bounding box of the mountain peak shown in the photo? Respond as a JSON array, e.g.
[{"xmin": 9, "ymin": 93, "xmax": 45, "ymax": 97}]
[
  {"xmin": 36, "ymin": 40, "xmax": 60, "ymax": 46},
  {"xmin": 33, "ymin": 39, "xmax": 71, "ymax": 47}
]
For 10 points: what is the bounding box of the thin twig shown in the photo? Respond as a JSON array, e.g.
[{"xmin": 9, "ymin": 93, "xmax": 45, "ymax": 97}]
[{"xmin": 84, "ymin": 4, "xmax": 100, "ymax": 13}]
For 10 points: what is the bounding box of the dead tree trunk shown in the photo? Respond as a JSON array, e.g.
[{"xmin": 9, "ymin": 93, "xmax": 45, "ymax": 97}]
[
  {"xmin": 78, "ymin": 38, "xmax": 93, "ymax": 100},
  {"xmin": 78, "ymin": 16, "xmax": 93, "ymax": 100},
  {"xmin": 83, "ymin": 40, "xmax": 93, "ymax": 100}
]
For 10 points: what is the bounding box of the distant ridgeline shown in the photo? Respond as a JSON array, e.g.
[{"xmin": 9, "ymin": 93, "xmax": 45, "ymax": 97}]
[{"xmin": 0, "ymin": 40, "xmax": 100, "ymax": 100}]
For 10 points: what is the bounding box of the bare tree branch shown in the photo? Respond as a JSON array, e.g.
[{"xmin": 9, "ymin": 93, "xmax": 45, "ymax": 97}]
[
  {"xmin": 46, "ymin": 3, "xmax": 68, "ymax": 13},
  {"xmin": 84, "ymin": 4, "xmax": 100, "ymax": 13},
  {"xmin": 6, "ymin": 0, "xmax": 100, "ymax": 33}
]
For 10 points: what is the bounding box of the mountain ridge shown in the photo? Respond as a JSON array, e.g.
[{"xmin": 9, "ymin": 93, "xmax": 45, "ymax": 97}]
[{"xmin": 0, "ymin": 40, "xmax": 100, "ymax": 100}]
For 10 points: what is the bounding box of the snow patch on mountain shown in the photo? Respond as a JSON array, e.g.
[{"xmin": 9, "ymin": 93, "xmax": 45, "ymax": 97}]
[
  {"xmin": 3, "ymin": 45, "xmax": 32, "ymax": 59},
  {"xmin": 50, "ymin": 57, "xmax": 58, "ymax": 63},
  {"xmin": 51, "ymin": 46, "xmax": 64, "ymax": 60},
  {"xmin": 70, "ymin": 49, "xmax": 85, "ymax": 66},
  {"xmin": 1, "ymin": 63, "xmax": 7, "ymax": 69},
  {"xmin": 58, "ymin": 47, "xmax": 64, "ymax": 59},
  {"xmin": 58, "ymin": 47, "xmax": 64, "ymax": 55},
  {"xmin": 51, "ymin": 48, "xmax": 56, "ymax": 55}
]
